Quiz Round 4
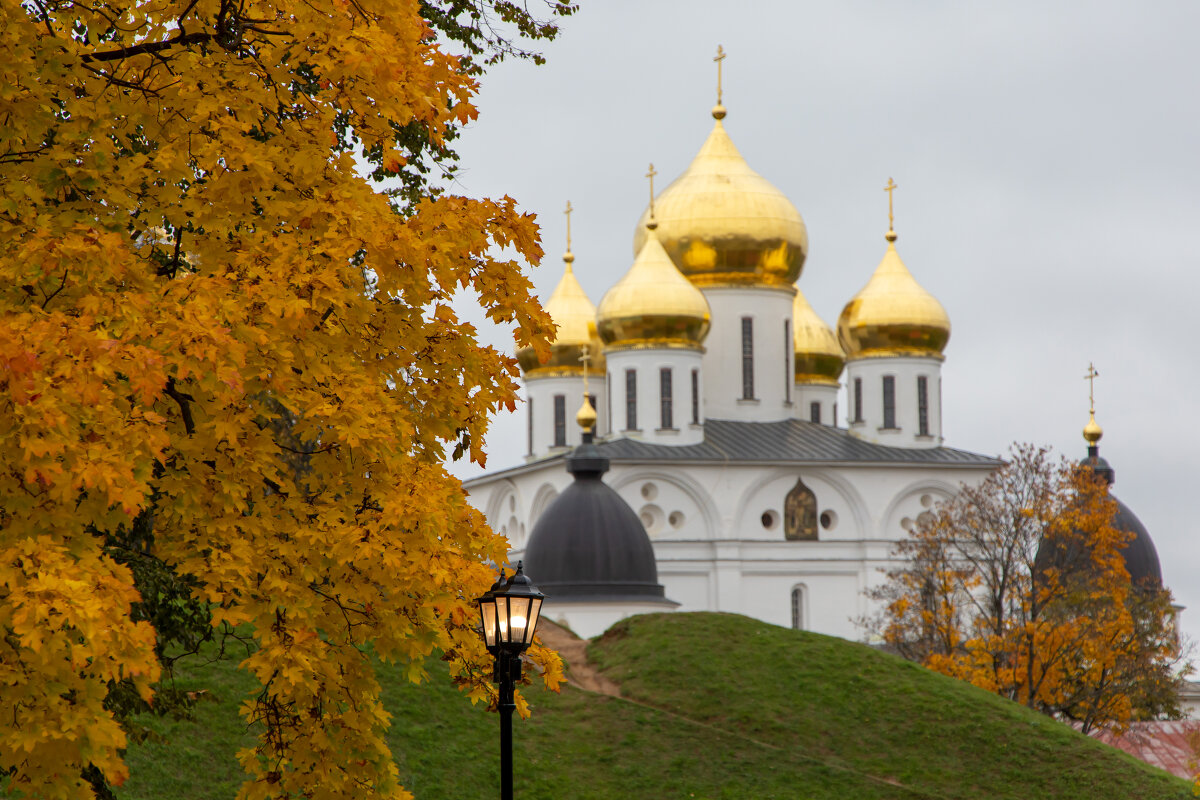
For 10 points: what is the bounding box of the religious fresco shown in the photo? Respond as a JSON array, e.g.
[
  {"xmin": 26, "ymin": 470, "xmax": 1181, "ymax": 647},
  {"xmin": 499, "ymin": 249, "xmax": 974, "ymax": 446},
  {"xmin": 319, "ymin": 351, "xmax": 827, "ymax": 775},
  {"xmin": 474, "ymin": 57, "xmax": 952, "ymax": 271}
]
[{"xmin": 784, "ymin": 476, "xmax": 818, "ymax": 541}]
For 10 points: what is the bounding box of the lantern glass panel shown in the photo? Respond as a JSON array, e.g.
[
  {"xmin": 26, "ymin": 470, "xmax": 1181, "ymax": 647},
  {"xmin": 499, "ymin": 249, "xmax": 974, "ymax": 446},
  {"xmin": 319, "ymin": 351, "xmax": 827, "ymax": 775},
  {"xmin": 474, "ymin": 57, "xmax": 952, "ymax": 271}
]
[
  {"xmin": 524, "ymin": 597, "xmax": 543, "ymax": 645},
  {"xmin": 495, "ymin": 596, "xmax": 510, "ymax": 643},
  {"xmin": 480, "ymin": 599, "xmax": 497, "ymax": 647},
  {"xmin": 507, "ymin": 596, "xmax": 531, "ymax": 644}
]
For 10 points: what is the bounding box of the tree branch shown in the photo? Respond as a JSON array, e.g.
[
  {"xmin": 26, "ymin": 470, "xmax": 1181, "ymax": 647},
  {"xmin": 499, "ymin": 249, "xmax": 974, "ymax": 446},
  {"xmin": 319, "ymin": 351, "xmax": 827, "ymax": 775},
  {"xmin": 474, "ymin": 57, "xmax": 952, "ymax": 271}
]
[
  {"xmin": 164, "ymin": 377, "xmax": 196, "ymax": 435},
  {"xmin": 82, "ymin": 32, "xmax": 213, "ymax": 64}
]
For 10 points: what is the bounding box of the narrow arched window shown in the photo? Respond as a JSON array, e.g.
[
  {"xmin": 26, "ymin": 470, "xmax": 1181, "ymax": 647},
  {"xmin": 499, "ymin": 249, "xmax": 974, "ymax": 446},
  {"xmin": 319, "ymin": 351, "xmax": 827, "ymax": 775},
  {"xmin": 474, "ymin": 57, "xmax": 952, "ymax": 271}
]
[
  {"xmin": 791, "ymin": 586, "xmax": 806, "ymax": 630},
  {"xmin": 882, "ymin": 375, "xmax": 896, "ymax": 429},
  {"xmin": 917, "ymin": 376, "xmax": 929, "ymax": 436},
  {"xmin": 553, "ymin": 394, "xmax": 566, "ymax": 447},
  {"xmin": 625, "ymin": 369, "xmax": 637, "ymax": 431},
  {"xmin": 660, "ymin": 368, "xmax": 673, "ymax": 429},
  {"xmin": 741, "ymin": 317, "xmax": 754, "ymax": 399}
]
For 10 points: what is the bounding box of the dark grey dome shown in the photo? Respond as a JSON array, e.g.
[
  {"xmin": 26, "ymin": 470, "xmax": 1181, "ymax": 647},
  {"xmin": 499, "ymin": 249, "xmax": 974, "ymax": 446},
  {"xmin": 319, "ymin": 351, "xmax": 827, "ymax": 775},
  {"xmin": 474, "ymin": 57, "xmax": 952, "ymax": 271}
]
[
  {"xmin": 1037, "ymin": 445, "xmax": 1162, "ymax": 588},
  {"xmin": 1111, "ymin": 496, "xmax": 1162, "ymax": 587},
  {"xmin": 523, "ymin": 436, "xmax": 671, "ymax": 603}
]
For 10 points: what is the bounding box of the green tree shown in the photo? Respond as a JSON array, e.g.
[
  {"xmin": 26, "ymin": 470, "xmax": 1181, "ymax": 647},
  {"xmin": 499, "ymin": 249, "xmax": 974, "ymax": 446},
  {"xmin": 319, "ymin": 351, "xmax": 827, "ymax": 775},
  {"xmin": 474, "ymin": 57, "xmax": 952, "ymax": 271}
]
[
  {"xmin": 863, "ymin": 444, "xmax": 1184, "ymax": 733},
  {"xmin": 0, "ymin": 1, "xmax": 571, "ymax": 798}
]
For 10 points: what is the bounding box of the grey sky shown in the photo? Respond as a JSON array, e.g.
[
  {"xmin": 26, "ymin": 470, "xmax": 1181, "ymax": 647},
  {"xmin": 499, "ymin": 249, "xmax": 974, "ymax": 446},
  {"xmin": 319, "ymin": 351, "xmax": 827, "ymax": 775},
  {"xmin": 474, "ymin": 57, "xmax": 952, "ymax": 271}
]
[{"xmin": 443, "ymin": 1, "xmax": 1200, "ymax": 645}]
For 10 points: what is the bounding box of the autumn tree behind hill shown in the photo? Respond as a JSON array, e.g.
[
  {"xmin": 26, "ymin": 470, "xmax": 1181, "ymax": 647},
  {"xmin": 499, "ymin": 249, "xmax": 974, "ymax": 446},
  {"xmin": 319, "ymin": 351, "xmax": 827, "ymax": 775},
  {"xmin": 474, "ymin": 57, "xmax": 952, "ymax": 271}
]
[
  {"xmin": 862, "ymin": 444, "xmax": 1183, "ymax": 734},
  {"xmin": 0, "ymin": 1, "xmax": 570, "ymax": 798}
]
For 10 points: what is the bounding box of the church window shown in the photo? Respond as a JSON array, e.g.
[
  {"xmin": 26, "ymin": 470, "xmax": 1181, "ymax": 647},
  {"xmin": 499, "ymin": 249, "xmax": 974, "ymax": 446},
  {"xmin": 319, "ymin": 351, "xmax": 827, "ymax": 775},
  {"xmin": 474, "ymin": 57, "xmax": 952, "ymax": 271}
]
[
  {"xmin": 882, "ymin": 375, "xmax": 896, "ymax": 429},
  {"xmin": 917, "ymin": 376, "xmax": 929, "ymax": 436},
  {"xmin": 553, "ymin": 394, "xmax": 566, "ymax": 446},
  {"xmin": 625, "ymin": 369, "xmax": 637, "ymax": 430},
  {"xmin": 660, "ymin": 368, "xmax": 673, "ymax": 429},
  {"xmin": 784, "ymin": 319, "xmax": 792, "ymax": 404},
  {"xmin": 691, "ymin": 368, "xmax": 700, "ymax": 424},
  {"xmin": 784, "ymin": 476, "xmax": 818, "ymax": 540},
  {"xmin": 607, "ymin": 372, "xmax": 613, "ymax": 434},
  {"xmin": 741, "ymin": 317, "xmax": 754, "ymax": 399},
  {"xmin": 526, "ymin": 397, "xmax": 533, "ymax": 455},
  {"xmin": 810, "ymin": 401, "xmax": 820, "ymax": 424},
  {"xmin": 833, "ymin": 402, "xmax": 838, "ymax": 427},
  {"xmin": 791, "ymin": 586, "xmax": 805, "ymax": 630},
  {"xmin": 853, "ymin": 378, "xmax": 863, "ymax": 422}
]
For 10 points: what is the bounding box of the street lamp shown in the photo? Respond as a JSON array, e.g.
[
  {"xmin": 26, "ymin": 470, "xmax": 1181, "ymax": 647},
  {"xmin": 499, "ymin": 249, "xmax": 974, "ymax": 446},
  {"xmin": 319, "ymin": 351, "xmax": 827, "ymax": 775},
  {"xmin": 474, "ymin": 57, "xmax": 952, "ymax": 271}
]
[{"xmin": 476, "ymin": 560, "xmax": 545, "ymax": 800}]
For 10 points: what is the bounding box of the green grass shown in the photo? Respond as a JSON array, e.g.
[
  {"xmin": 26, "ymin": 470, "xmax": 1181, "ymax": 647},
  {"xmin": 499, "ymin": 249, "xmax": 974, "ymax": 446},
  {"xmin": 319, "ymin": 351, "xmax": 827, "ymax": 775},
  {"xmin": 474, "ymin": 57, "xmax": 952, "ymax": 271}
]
[{"xmin": 106, "ymin": 612, "xmax": 1192, "ymax": 799}]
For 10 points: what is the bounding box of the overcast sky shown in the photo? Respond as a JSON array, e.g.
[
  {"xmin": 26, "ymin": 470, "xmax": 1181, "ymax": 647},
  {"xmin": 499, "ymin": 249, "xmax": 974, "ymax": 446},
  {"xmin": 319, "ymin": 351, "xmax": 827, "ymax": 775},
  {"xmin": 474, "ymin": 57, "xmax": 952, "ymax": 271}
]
[{"xmin": 441, "ymin": 1, "xmax": 1200, "ymax": 645}]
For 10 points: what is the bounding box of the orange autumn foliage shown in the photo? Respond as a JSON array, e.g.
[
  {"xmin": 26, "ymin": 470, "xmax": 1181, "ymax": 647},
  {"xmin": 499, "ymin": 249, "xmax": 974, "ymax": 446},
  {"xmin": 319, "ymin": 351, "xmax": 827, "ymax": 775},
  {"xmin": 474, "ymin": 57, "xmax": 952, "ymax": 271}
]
[
  {"xmin": 864, "ymin": 444, "xmax": 1182, "ymax": 734},
  {"xmin": 0, "ymin": 2, "xmax": 566, "ymax": 798}
]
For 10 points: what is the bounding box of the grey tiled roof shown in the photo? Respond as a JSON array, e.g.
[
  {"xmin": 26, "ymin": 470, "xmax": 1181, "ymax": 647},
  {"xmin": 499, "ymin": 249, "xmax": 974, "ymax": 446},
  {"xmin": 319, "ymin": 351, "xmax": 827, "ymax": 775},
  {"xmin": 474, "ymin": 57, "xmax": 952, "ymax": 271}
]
[{"xmin": 597, "ymin": 419, "xmax": 1001, "ymax": 467}]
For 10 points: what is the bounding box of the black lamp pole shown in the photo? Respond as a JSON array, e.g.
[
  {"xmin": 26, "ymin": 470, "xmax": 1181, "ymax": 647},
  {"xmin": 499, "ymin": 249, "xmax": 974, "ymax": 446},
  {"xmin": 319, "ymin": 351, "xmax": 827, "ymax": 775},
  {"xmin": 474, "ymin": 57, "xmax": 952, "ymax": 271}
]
[{"xmin": 476, "ymin": 561, "xmax": 545, "ymax": 800}]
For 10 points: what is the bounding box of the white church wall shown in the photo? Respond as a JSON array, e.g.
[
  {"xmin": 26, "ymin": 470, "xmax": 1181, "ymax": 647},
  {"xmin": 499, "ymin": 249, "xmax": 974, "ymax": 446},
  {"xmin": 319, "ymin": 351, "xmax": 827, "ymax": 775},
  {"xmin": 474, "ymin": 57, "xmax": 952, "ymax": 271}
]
[
  {"xmin": 604, "ymin": 348, "xmax": 705, "ymax": 445},
  {"xmin": 523, "ymin": 374, "xmax": 608, "ymax": 458},
  {"xmin": 845, "ymin": 355, "xmax": 943, "ymax": 449},
  {"xmin": 793, "ymin": 383, "xmax": 840, "ymax": 427},
  {"xmin": 608, "ymin": 469, "xmax": 721, "ymax": 541},
  {"xmin": 700, "ymin": 286, "xmax": 795, "ymax": 422},
  {"xmin": 465, "ymin": 453, "xmax": 997, "ymax": 643}
]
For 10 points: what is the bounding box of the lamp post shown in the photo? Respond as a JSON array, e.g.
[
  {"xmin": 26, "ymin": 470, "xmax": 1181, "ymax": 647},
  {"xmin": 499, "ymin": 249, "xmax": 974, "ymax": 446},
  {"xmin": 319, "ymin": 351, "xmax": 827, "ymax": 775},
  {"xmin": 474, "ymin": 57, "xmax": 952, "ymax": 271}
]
[{"xmin": 476, "ymin": 560, "xmax": 545, "ymax": 800}]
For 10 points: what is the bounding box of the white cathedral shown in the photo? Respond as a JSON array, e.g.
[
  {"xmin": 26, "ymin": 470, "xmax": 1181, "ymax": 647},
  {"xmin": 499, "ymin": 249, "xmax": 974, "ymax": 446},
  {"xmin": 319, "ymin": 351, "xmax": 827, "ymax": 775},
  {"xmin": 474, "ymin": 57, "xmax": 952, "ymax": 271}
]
[{"xmin": 465, "ymin": 95, "xmax": 1007, "ymax": 640}]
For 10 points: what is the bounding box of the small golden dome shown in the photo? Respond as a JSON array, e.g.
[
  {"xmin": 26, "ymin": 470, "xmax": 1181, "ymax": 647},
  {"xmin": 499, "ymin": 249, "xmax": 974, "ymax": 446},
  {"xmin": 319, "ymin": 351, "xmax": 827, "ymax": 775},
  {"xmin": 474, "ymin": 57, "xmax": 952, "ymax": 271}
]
[
  {"xmin": 597, "ymin": 230, "xmax": 711, "ymax": 350},
  {"xmin": 516, "ymin": 257, "xmax": 606, "ymax": 376},
  {"xmin": 631, "ymin": 114, "xmax": 808, "ymax": 288},
  {"xmin": 837, "ymin": 232, "xmax": 950, "ymax": 359},
  {"xmin": 793, "ymin": 288, "xmax": 845, "ymax": 386},
  {"xmin": 1083, "ymin": 412, "xmax": 1103, "ymax": 445},
  {"xmin": 576, "ymin": 394, "xmax": 597, "ymax": 432}
]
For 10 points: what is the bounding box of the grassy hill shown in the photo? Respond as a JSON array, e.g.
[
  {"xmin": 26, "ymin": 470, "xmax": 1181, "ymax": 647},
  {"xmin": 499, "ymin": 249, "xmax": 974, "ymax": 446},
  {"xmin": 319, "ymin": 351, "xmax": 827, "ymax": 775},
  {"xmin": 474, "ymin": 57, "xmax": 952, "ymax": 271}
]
[{"xmin": 113, "ymin": 612, "xmax": 1191, "ymax": 800}]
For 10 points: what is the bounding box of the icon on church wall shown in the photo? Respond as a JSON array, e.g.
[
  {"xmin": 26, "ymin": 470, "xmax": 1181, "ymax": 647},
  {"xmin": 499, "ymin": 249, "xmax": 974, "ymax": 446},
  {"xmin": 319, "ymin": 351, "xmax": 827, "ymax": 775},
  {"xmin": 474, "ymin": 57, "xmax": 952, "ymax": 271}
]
[{"xmin": 784, "ymin": 477, "xmax": 818, "ymax": 541}]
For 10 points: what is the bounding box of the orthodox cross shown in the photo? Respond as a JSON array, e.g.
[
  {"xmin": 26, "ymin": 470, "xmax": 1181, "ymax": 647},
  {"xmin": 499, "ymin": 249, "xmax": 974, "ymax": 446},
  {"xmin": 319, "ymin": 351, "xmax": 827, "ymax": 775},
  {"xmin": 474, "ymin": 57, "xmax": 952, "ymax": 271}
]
[
  {"xmin": 713, "ymin": 45, "xmax": 726, "ymax": 106},
  {"xmin": 646, "ymin": 163, "xmax": 658, "ymax": 222},
  {"xmin": 1084, "ymin": 362, "xmax": 1099, "ymax": 414},
  {"xmin": 884, "ymin": 177, "xmax": 898, "ymax": 233},
  {"xmin": 579, "ymin": 344, "xmax": 591, "ymax": 395},
  {"xmin": 564, "ymin": 200, "xmax": 573, "ymax": 253}
]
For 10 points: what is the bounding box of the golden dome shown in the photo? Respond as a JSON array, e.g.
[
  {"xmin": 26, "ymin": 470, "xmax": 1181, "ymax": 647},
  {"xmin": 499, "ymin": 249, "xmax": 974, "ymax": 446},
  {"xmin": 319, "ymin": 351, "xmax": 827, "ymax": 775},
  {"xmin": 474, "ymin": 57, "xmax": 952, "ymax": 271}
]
[
  {"xmin": 837, "ymin": 231, "xmax": 950, "ymax": 360},
  {"xmin": 793, "ymin": 288, "xmax": 845, "ymax": 386},
  {"xmin": 1083, "ymin": 412, "xmax": 1103, "ymax": 445},
  {"xmin": 576, "ymin": 394, "xmax": 597, "ymax": 433},
  {"xmin": 597, "ymin": 230, "xmax": 711, "ymax": 350},
  {"xmin": 516, "ymin": 255, "xmax": 605, "ymax": 376},
  {"xmin": 631, "ymin": 112, "xmax": 808, "ymax": 288}
]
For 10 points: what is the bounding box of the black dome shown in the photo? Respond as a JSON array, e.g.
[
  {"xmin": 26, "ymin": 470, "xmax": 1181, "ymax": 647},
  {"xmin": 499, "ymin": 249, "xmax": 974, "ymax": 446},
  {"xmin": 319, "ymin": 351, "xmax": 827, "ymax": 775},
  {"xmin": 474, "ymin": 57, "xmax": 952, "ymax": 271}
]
[
  {"xmin": 523, "ymin": 437, "xmax": 670, "ymax": 603},
  {"xmin": 1036, "ymin": 446, "xmax": 1163, "ymax": 588},
  {"xmin": 1111, "ymin": 496, "xmax": 1162, "ymax": 587}
]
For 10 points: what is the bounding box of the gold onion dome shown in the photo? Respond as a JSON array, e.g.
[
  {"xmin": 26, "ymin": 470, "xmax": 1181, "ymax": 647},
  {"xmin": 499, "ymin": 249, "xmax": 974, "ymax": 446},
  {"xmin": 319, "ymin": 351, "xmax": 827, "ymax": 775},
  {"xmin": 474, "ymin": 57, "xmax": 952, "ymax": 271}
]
[
  {"xmin": 1083, "ymin": 412, "xmax": 1103, "ymax": 445},
  {"xmin": 837, "ymin": 230, "xmax": 950, "ymax": 359},
  {"xmin": 516, "ymin": 255, "xmax": 605, "ymax": 376},
  {"xmin": 597, "ymin": 229, "xmax": 712, "ymax": 349},
  {"xmin": 793, "ymin": 288, "xmax": 845, "ymax": 385},
  {"xmin": 631, "ymin": 110, "xmax": 808, "ymax": 288}
]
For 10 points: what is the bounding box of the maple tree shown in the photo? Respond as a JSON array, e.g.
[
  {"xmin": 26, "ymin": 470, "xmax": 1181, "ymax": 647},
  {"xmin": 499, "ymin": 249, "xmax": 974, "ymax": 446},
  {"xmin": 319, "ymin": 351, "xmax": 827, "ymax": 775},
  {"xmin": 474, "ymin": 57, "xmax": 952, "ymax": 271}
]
[
  {"xmin": 0, "ymin": 1, "xmax": 571, "ymax": 798},
  {"xmin": 863, "ymin": 444, "xmax": 1183, "ymax": 734}
]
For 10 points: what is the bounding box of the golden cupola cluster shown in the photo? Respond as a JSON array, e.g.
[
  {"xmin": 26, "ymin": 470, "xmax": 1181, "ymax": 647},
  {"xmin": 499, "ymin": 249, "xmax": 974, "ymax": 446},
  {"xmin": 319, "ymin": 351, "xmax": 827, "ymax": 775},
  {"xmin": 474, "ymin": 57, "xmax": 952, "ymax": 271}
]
[
  {"xmin": 597, "ymin": 226, "xmax": 712, "ymax": 350},
  {"xmin": 630, "ymin": 106, "xmax": 808, "ymax": 289},
  {"xmin": 516, "ymin": 247, "xmax": 605, "ymax": 377},
  {"xmin": 793, "ymin": 289, "xmax": 845, "ymax": 385},
  {"xmin": 837, "ymin": 186, "xmax": 950, "ymax": 361}
]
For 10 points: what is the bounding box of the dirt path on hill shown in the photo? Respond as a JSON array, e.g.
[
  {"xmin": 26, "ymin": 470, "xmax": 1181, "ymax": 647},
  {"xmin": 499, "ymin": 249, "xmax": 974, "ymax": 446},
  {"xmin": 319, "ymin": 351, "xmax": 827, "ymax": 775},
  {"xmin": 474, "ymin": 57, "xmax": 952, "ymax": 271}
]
[{"xmin": 536, "ymin": 620, "xmax": 622, "ymax": 698}]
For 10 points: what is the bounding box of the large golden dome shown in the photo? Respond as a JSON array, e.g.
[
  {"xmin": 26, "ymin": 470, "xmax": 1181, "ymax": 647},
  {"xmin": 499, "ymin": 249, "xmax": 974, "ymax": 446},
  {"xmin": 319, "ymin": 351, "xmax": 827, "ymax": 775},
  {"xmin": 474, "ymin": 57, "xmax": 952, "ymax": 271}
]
[
  {"xmin": 631, "ymin": 110, "xmax": 808, "ymax": 288},
  {"xmin": 597, "ymin": 229, "xmax": 711, "ymax": 349},
  {"xmin": 517, "ymin": 254, "xmax": 605, "ymax": 376},
  {"xmin": 793, "ymin": 288, "xmax": 845, "ymax": 385},
  {"xmin": 838, "ymin": 231, "xmax": 950, "ymax": 359}
]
